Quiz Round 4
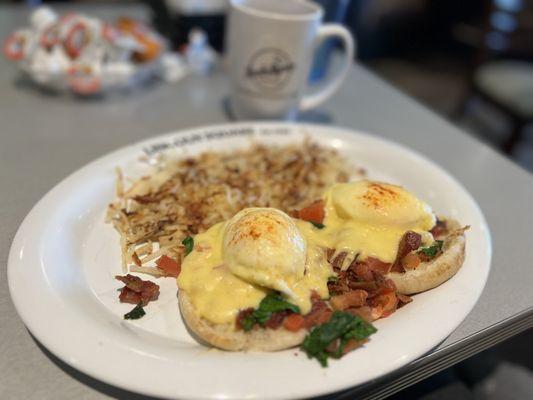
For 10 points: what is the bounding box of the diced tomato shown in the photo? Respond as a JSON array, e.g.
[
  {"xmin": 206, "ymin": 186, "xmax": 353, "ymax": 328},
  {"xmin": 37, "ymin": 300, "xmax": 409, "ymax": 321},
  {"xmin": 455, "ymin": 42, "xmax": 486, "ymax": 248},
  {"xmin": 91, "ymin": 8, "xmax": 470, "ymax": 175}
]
[
  {"xmin": 155, "ymin": 255, "xmax": 181, "ymax": 277},
  {"xmin": 402, "ymin": 252, "xmax": 421, "ymax": 270},
  {"xmin": 283, "ymin": 313, "xmax": 305, "ymax": 332},
  {"xmin": 298, "ymin": 200, "xmax": 325, "ymax": 224}
]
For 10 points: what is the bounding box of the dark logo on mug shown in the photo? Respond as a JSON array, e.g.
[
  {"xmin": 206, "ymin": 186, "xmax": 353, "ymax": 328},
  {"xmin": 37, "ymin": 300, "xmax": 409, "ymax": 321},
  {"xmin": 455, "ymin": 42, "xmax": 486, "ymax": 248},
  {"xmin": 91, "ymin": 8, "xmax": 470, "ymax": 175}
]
[{"xmin": 245, "ymin": 48, "xmax": 295, "ymax": 91}]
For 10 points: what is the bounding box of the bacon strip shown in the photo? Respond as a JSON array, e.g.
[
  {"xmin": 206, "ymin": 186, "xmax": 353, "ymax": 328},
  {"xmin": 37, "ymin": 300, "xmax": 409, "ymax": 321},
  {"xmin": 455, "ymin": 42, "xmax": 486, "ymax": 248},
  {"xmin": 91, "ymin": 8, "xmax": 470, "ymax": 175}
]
[
  {"xmin": 236, "ymin": 308, "xmax": 254, "ymax": 330},
  {"xmin": 397, "ymin": 294, "xmax": 413, "ymax": 307},
  {"xmin": 330, "ymin": 290, "xmax": 368, "ymax": 311},
  {"xmin": 364, "ymin": 257, "xmax": 391, "ymax": 275},
  {"xmin": 370, "ymin": 292, "xmax": 398, "ymax": 318},
  {"xmin": 115, "ymin": 274, "xmax": 160, "ymax": 306},
  {"xmin": 304, "ymin": 295, "xmax": 333, "ymax": 328},
  {"xmin": 346, "ymin": 306, "xmax": 374, "ymax": 322},
  {"xmin": 331, "ymin": 252, "xmax": 348, "ymax": 270},
  {"xmin": 430, "ymin": 219, "xmax": 448, "ymax": 238},
  {"xmin": 264, "ymin": 310, "xmax": 291, "ymax": 329},
  {"xmin": 353, "ymin": 262, "xmax": 374, "ymax": 281},
  {"xmin": 391, "ymin": 231, "xmax": 422, "ymax": 273}
]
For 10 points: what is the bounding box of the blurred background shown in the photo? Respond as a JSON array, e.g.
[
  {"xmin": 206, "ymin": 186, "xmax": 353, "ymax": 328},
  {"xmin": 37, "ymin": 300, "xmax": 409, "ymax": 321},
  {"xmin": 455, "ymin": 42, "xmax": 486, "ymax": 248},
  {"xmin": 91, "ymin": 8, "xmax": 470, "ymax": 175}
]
[
  {"xmin": 6, "ymin": 0, "xmax": 532, "ymax": 172},
  {"xmin": 2, "ymin": 0, "xmax": 533, "ymax": 399}
]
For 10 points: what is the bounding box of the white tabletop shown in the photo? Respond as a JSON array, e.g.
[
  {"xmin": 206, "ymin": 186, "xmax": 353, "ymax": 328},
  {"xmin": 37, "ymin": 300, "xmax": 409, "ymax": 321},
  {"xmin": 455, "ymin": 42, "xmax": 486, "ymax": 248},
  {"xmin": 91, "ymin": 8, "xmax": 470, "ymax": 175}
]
[{"xmin": 1, "ymin": 3, "xmax": 533, "ymax": 400}]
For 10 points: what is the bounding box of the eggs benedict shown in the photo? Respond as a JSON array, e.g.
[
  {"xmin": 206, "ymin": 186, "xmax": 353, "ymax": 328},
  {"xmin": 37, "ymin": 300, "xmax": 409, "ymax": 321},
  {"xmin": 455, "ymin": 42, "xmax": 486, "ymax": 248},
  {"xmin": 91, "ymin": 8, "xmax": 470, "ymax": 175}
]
[
  {"xmin": 177, "ymin": 207, "xmax": 333, "ymax": 350},
  {"xmin": 295, "ymin": 180, "xmax": 437, "ymax": 268},
  {"xmin": 294, "ymin": 180, "xmax": 467, "ymax": 295},
  {"xmin": 177, "ymin": 180, "xmax": 466, "ymax": 355}
]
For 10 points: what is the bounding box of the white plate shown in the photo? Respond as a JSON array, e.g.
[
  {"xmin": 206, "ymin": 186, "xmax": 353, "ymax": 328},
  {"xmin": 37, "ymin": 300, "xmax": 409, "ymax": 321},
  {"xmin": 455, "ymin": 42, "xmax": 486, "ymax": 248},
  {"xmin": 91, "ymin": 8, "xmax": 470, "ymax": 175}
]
[{"xmin": 8, "ymin": 123, "xmax": 491, "ymax": 400}]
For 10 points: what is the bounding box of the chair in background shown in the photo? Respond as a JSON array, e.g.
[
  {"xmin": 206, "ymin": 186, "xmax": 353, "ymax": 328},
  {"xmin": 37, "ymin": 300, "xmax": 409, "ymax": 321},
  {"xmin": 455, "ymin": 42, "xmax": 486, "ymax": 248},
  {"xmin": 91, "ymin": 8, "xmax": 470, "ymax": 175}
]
[{"xmin": 454, "ymin": 0, "xmax": 533, "ymax": 154}]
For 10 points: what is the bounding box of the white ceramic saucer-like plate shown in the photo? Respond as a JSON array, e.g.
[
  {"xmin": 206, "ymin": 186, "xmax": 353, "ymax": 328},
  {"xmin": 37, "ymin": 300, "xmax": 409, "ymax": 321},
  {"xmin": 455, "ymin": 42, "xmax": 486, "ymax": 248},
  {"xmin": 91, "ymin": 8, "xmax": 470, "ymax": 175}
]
[{"xmin": 8, "ymin": 123, "xmax": 491, "ymax": 399}]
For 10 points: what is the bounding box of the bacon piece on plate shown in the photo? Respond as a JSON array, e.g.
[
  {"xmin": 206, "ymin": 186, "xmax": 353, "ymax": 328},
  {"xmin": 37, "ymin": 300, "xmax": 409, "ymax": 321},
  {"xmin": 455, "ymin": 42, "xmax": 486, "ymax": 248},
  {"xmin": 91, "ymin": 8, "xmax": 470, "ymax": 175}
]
[{"xmin": 116, "ymin": 274, "xmax": 160, "ymax": 306}]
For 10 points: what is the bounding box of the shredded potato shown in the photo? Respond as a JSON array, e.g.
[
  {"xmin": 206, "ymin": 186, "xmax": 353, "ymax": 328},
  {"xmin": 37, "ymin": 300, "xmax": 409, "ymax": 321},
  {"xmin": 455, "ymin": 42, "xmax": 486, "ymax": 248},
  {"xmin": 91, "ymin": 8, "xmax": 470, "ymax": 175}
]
[
  {"xmin": 129, "ymin": 265, "xmax": 168, "ymax": 277},
  {"xmin": 107, "ymin": 140, "xmax": 363, "ymax": 272}
]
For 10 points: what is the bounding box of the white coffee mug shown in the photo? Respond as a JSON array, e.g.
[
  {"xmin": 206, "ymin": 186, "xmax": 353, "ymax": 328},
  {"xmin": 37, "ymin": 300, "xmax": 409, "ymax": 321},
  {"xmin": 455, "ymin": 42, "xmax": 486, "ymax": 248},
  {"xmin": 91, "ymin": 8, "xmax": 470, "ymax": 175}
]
[{"xmin": 227, "ymin": 0, "xmax": 355, "ymax": 120}]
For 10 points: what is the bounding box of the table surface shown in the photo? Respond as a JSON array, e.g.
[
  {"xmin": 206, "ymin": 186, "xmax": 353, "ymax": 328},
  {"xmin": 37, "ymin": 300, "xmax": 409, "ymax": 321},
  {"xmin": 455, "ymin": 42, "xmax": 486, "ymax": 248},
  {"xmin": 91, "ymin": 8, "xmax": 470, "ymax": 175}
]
[{"xmin": 2, "ymin": 4, "xmax": 533, "ymax": 400}]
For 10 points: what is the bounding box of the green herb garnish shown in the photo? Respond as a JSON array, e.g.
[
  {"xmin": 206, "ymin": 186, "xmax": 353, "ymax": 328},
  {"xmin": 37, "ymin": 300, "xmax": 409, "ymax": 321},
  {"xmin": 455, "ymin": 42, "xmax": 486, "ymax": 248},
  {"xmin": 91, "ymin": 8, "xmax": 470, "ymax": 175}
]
[
  {"xmin": 418, "ymin": 240, "xmax": 444, "ymax": 258},
  {"xmin": 301, "ymin": 311, "xmax": 377, "ymax": 367},
  {"xmin": 327, "ymin": 276, "xmax": 339, "ymax": 284},
  {"xmin": 241, "ymin": 293, "xmax": 300, "ymax": 331},
  {"xmin": 182, "ymin": 236, "xmax": 194, "ymax": 256},
  {"xmin": 124, "ymin": 304, "xmax": 145, "ymax": 320},
  {"xmin": 310, "ymin": 221, "xmax": 325, "ymax": 229}
]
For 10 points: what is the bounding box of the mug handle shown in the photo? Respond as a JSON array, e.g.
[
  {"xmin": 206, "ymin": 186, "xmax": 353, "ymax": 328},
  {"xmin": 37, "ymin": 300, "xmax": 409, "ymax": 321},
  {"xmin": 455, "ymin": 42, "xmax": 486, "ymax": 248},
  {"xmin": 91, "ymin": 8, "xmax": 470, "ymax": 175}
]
[{"xmin": 299, "ymin": 24, "xmax": 355, "ymax": 112}]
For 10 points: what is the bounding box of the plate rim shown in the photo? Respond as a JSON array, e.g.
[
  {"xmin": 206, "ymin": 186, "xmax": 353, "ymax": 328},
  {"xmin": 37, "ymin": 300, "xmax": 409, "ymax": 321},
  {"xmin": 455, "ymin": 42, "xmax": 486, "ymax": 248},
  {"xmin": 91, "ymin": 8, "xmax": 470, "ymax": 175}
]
[{"xmin": 8, "ymin": 121, "xmax": 492, "ymax": 399}]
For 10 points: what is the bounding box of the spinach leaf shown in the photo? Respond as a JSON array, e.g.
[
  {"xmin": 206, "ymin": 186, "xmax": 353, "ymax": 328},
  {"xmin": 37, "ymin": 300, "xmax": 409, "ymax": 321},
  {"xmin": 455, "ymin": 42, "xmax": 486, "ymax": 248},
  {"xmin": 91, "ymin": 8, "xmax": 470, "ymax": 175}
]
[
  {"xmin": 124, "ymin": 304, "xmax": 145, "ymax": 320},
  {"xmin": 310, "ymin": 221, "xmax": 325, "ymax": 229},
  {"xmin": 418, "ymin": 240, "xmax": 444, "ymax": 258},
  {"xmin": 242, "ymin": 293, "xmax": 300, "ymax": 331},
  {"xmin": 301, "ymin": 311, "xmax": 377, "ymax": 367},
  {"xmin": 182, "ymin": 236, "xmax": 194, "ymax": 256},
  {"xmin": 240, "ymin": 314, "xmax": 257, "ymax": 332}
]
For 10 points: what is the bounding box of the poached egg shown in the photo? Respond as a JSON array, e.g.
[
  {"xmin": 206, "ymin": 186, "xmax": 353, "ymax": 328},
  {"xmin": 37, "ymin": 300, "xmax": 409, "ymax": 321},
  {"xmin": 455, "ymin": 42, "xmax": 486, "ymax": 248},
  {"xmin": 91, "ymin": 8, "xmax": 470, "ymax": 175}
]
[
  {"xmin": 177, "ymin": 208, "xmax": 331, "ymax": 326},
  {"xmin": 297, "ymin": 180, "xmax": 436, "ymax": 266}
]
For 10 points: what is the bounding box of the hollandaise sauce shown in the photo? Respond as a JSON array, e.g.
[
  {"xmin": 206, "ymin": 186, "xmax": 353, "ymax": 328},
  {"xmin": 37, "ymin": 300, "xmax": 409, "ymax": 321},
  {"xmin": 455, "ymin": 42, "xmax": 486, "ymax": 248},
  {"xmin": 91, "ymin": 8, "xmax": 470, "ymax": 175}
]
[
  {"xmin": 178, "ymin": 209, "xmax": 332, "ymax": 327},
  {"xmin": 297, "ymin": 181, "xmax": 436, "ymax": 267}
]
